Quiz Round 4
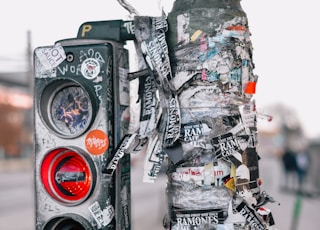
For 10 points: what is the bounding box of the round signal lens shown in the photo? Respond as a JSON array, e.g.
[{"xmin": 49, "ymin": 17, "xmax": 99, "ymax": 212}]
[
  {"xmin": 50, "ymin": 85, "xmax": 92, "ymax": 137},
  {"xmin": 41, "ymin": 148, "xmax": 94, "ymax": 205},
  {"xmin": 44, "ymin": 216, "xmax": 93, "ymax": 230},
  {"xmin": 40, "ymin": 80, "xmax": 94, "ymax": 138}
]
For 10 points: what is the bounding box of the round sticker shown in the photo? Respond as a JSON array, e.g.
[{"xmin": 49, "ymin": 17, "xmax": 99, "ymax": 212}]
[
  {"xmin": 81, "ymin": 58, "xmax": 100, "ymax": 80},
  {"xmin": 85, "ymin": 130, "xmax": 109, "ymax": 155}
]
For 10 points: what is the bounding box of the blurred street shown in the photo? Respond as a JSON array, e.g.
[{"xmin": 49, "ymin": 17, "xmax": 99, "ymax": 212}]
[
  {"xmin": 0, "ymin": 156, "xmax": 168, "ymax": 230},
  {"xmin": 0, "ymin": 154, "xmax": 320, "ymax": 230}
]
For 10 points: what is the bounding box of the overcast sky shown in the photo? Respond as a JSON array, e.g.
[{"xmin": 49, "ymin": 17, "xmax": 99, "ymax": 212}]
[{"xmin": 1, "ymin": 0, "xmax": 319, "ymax": 138}]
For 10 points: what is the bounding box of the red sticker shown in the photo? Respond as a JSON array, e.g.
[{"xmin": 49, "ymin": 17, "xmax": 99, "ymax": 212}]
[
  {"xmin": 85, "ymin": 130, "xmax": 109, "ymax": 155},
  {"xmin": 244, "ymin": 81, "xmax": 256, "ymax": 94}
]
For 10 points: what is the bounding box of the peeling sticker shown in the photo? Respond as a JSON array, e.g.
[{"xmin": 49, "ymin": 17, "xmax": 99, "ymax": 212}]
[
  {"xmin": 88, "ymin": 201, "xmax": 114, "ymax": 228},
  {"xmin": 35, "ymin": 43, "xmax": 66, "ymax": 71}
]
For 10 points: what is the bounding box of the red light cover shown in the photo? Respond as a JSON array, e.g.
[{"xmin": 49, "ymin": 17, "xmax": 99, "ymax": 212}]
[{"xmin": 41, "ymin": 148, "xmax": 93, "ymax": 205}]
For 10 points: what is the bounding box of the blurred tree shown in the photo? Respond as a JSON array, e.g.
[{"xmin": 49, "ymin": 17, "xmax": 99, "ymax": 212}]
[{"xmin": 0, "ymin": 103, "xmax": 24, "ymax": 157}]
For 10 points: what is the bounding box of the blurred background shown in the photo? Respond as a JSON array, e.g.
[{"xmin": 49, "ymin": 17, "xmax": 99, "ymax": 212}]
[{"xmin": 1, "ymin": 0, "xmax": 320, "ymax": 229}]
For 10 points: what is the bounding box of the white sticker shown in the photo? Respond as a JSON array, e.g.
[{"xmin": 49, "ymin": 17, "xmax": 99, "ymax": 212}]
[
  {"xmin": 119, "ymin": 67, "xmax": 130, "ymax": 105},
  {"xmin": 35, "ymin": 43, "xmax": 66, "ymax": 71},
  {"xmin": 172, "ymin": 160, "xmax": 231, "ymax": 186},
  {"xmin": 88, "ymin": 201, "xmax": 114, "ymax": 228},
  {"xmin": 239, "ymin": 104, "xmax": 256, "ymax": 130},
  {"xmin": 177, "ymin": 13, "xmax": 190, "ymax": 46},
  {"xmin": 102, "ymin": 205, "xmax": 115, "ymax": 226},
  {"xmin": 81, "ymin": 58, "xmax": 101, "ymax": 80}
]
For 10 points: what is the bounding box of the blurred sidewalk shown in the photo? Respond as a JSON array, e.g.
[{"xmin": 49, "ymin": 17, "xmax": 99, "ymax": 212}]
[
  {"xmin": 0, "ymin": 155, "xmax": 319, "ymax": 230},
  {"xmin": 259, "ymin": 155, "xmax": 320, "ymax": 230},
  {"xmin": 0, "ymin": 157, "xmax": 32, "ymax": 172}
]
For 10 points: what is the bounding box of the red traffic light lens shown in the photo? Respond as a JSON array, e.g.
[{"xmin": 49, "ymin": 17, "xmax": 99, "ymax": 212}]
[{"xmin": 41, "ymin": 148, "xmax": 94, "ymax": 205}]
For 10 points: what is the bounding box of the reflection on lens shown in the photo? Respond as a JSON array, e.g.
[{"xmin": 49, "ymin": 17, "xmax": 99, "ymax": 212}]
[
  {"xmin": 51, "ymin": 86, "xmax": 92, "ymax": 136},
  {"xmin": 41, "ymin": 148, "xmax": 94, "ymax": 205}
]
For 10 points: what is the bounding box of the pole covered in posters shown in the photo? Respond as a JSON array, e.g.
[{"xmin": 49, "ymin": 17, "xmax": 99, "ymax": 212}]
[
  {"xmin": 161, "ymin": 0, "xmax": 277, "ymax": 229},
  {"xmin": 129, "ymin": 0, "xmax": 277, "ymax": 229}
]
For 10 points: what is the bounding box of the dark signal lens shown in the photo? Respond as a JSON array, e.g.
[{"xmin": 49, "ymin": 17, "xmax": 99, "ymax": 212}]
[{"xmin": 44, "ymin": 216, "xmax": 90, "ymax": 230}]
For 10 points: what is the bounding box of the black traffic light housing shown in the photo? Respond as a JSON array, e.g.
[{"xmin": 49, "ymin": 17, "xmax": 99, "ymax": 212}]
[
  {"xmin": 34, "ymin": 23, "xmax": 132, "ymax": 229},
  {"xmin": 77, "ymin": 20, "xmax": 135, "ymax": 42}
]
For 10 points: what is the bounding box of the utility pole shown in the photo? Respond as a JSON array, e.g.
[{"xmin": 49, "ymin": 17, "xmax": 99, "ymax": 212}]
[
  {"xmin": 130, "ymin": 0, "xmax": 278, "ymax": 229},
  {"xmin": 26, "ymin": 30, "xmax": 33, "ymax": 94},
  {"xmin": 161, "ymin": 0, "xmax": 277, "ymax": 229}
]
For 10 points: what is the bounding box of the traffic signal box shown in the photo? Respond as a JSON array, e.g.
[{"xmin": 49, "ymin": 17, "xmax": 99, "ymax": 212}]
[{"xmin": 34, "ymin": 21, "xmax": 133, "ymax": 230}]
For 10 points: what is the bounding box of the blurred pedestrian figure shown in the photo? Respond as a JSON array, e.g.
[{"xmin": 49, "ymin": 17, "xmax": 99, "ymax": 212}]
[
  {"xmin": 281, "ymin": 148, "xmax": 298, "ymax": 191},
  {"xmin": 295, "ymin": 149, "xmax": 310, "ymax": 193}
]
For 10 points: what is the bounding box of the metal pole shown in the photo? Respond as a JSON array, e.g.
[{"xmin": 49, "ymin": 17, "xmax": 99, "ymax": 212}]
[
  {"xmin": 27, "ymin": 30, "xmax": 33, "ymax": 94},
  {"xmin": 290, "ymin": 193, "xmax": 302, "ymax": 230}
]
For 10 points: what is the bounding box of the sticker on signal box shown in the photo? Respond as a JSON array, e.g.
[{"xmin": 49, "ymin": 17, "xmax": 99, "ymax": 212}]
[
  {"xmin": 85, "ymin": 130, "xmax": 109, "ymax": 155},
  {"xmin": 88, "ymin": 201, "xmax": 114, "ymax": 228},
  {"xmin": 81, "ymin": 58, "xmax": 101, "ymax": 80},
  {"xmin": 35, "ymin": 43, "xmax": 66, "ymax": 71}
]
